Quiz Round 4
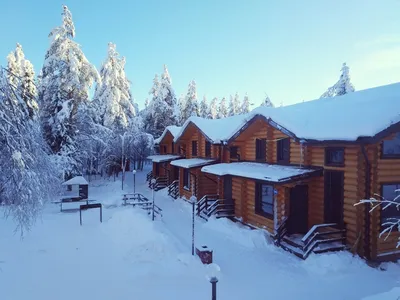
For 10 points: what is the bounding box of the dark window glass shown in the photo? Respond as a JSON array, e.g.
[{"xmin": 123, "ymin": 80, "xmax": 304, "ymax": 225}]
[
  {"xmin": 277, "ymin": 138, "xmax": 290, "ymax": 163},
  {"xmin": 183, "ymin": 169, "xmax": 190, "ymax": 189},
  {"xmin": 205, "ymin": 141, "xmax": 211, "ymax": 157},
  {"xmin": 382, "ymin": 133, "xmax": 400, "ymax": 158},
  {"xmin": 256, "ymin": 138, "xmax": 266, "ymax": 161},
  {"xmin": 325, "ymin": 148, "xmax": 345, "ymax": 166},
  {"xmin": 192, "ymin": 141, "xmax": 198, "ymax": 156},
  {"xmin": 381, "ymin": 184, "xmax": 400, "ymax": 225},
  {"xmin": 230, "ymin": 146, "xmax": 239, "ymax": 159},
  {"xmin": 255, "ymin": 183, "xmax": 274, "ymax": 218}
]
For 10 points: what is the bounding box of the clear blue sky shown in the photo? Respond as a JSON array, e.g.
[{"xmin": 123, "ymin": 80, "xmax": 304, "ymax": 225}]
[{"xmin": 1, "ymin": 0, "xmax": 400, "ymax": 110}]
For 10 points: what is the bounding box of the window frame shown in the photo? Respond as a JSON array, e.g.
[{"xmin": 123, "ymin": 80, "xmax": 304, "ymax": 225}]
[
  {"xmin": 380, "ymin": 183, "xmax": 400, "ymax": 229},
  {"xmin": 255, "ymin": 182, "xmax": 274, "ymax": 219},
  {"xmin": 183, "ymin": 169, "xmax": 191, "ymax": 191},
  {"xmin": 381, "ymin": 133, "xmax": 400, "ymax": 159},
  {"xmin": 192, "ymin": 140, "xmax": 198, "ymax": 157},
  {"xmin": 277, "ymin": 138, "xmax": 290, "ymax": 164},
  {"xmin": 325, "ymin": 147, "xmax": 345, "ymax": 167},
  {"xmin": 205, "ymin": 141, "xmax": 212, "ymax": 157},
  {"xmin": 255, "ymin": 138, "xmax": 267, "ymax": 162}
]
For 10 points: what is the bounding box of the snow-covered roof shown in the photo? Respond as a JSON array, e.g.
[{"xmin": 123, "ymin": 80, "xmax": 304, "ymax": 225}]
[
  {"xmin": 170, "ymin": 158, "xmax": 217, "ymax": 169},
  {"xmin": 62, "ymin": 176, "xmax": 88, "ymax": 186},
  {"xmin": 174, "ymin": 114, "xmax": 251, "ymax": 144},
  {"xmin": 201, "ymin": 162, "xmax": 321, "ymax": 183},
  {"xmin": 249, "ymin": 83, "xmax": 400, "ymax": 141},
  {"xmin": 147, "ymin": 155, "xmax": 182, "ymax": 163},
  {"xmin": 154, "ymin": 125, "xmax": 181, "ymax": 144}
]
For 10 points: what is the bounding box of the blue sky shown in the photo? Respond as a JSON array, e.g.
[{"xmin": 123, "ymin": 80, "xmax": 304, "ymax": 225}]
[{"xmin": 1, "ymin": 0, "xmax": 400, "ymax": 110}]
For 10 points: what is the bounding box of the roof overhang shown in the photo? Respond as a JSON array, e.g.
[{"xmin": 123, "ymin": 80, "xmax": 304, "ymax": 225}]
[
  {"xmin": 201, "ymin": 162, "xmax": 323, "ymax": 184},
  {"xmin": 62, "ymin": 176, "xmax": 88, "ymax": 186},
  {"xmin": 147, "ymin": 155, "xmax": 182, "ymax": 163},
  {"xmin": 170, "ymin": 158, "xmax": 217, "ymax": 169}
]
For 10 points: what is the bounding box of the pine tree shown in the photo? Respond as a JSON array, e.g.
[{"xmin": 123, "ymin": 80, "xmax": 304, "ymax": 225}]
[
  {"xmin": 228, "ymin": 92, "xmax": 240, "ymax": 116},
  {"xmin": 177, "ymin": 93, "xmax": 186, "ymax": 125},
  {"xmin": 6, "ymin": 43, "xmax": 38, "ymax": 119},
  {"xmin": 320, "ymin": 63, "xmax": 355, "ymax": 98},
  {"xmin": 261, "ymin": 94, "xmax": 274, "ymax": 107},
  {"xmin": 209, "ymin": 97, "xmax": 218, "ymax": 119},
  {"xmin": 182, "ymin": 80, "xmax": 199, "ymax": 120},
  {"xmin": 160, "ymin": 65, "xmax": 178, "ymax": 122},
  {"xmin": 38, "ymin": 5, "xmax": 99, "ymax": 178},
  {"xmin": 218, "ymin": 97, "xmax": 228, "ymax": 118},
  {"xmin": 240, "ymin": 93, "xmax": 250, "ymax": 114},
  {"xmin": 92, "ymin": 43, "xmax": 136, "ymax": 132},
  {"xmin": 200, "ymin": 95, "xmax": 209, "ymax": 118}
]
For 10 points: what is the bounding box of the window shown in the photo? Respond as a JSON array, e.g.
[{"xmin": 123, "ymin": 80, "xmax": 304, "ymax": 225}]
[
  {"xmin": 205, "ymin": 141, "xmax": 211, "ymax": 157},
  {"xmin": 230, "ymin": 146, "xmax": 239, "ymax": 159},
  {"xmin": 192, "ymin": 141, "xmax": 198, "ymax": 156},
  {"xmin": 382, "ymin": 133, "xmax": 400, "ymax": 158},
  {"xmin": 277, "ymin": 138, "xmax": 290, "ymax": 164},
  {"xmin": 255, "ymin": 138, "xmax": 266, "ymax": 161},
  {"xmin": 255, "ymin": 183, "xmax": 274, "ymax": 218},
  {"xmin": 183, "ymin": 169, "xmax": 191, "ymax": 190},
  {"xmin": 325, "ymin": 147, "xmax": 345, "ymax": 166},
  {"xmin": 381, "ymin": 183, "xmax": 400, "ymax": 225},
  {"xmin": 154, "ymin": 145, "xmax": 160, "ymax": 154}
]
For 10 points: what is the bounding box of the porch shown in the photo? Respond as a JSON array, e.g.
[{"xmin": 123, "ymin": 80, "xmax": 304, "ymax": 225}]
[{"xmin": 146, "ymin": 154, "xmax": 182, "ymax": 190}]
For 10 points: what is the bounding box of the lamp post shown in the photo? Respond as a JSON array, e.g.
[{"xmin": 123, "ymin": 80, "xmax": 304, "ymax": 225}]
[
  {"xmin": 151, "ymin": 178, "xmax": 156, "ymax": 221},
  {"xmin": 132, "ymin": 169, "xmax": 137, "ymax": 194},
  {"xmin": 206, "ymin": 263, "xmax": 220, "ymax": 300},
  {"xmin": 190, "ymin": 195, "xmax": 197, "ymax": 256}
]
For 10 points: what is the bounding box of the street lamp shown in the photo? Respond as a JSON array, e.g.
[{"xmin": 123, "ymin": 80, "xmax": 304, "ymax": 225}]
[
  {"xmin": 151, "ymin": 178, "xmax": 156, "ymax": 221},
  {"xmin": 132, "ymin": 169, "xmax": 137, "ymax": 194},
  {"xmin": 206, "ymin": 263, "xmax": 221, "ymax": 300},
  {"xmin": 190, "ymin": 195, "xmax": 197, "ymax": 256}
]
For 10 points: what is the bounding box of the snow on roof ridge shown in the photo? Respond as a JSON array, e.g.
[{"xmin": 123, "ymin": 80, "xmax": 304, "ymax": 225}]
[
  {"xmin": 154, "ymin": 125, "xmax": 182, "ymax": 144},
  {"xmin": 173, "ymin": 113, "xmax": 253, "ymax": 144}
]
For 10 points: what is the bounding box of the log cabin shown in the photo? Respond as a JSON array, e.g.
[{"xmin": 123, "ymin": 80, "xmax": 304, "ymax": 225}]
[
  {"xmin": 147, "ymin": 126, "xmax": 182, "ymax": 190},
  {"xmin": 171, "ymin": 115, "xmax": 247, "ymax": 201},
  {"xmin": 198, "ymin": 83, "xmax": 400, "ymax": 261}
]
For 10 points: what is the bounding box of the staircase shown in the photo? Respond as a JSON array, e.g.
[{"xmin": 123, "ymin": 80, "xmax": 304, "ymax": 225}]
[
  {"xmin": 196, "ymin": 194, "xmax": 235, "ymax": 220},
  {"xmin": 167, "ymin": 180, "xmax": 179, "ymax": 199},
  {"xmin": 275, "ymin": 223, "xmax": 347, "ymax": 259},
  {"xmin": 146, "ymin": 171, "xmax": 153, "ymax": 182},
  {"xmin": 149, "ymin": 176, "xmax": 168, "ymax": 191}
]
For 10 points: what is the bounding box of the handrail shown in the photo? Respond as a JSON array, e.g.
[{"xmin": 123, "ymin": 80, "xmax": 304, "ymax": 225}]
[{"xmin": 301, "ymin": 223, "xmax": 337, "ymax": 243}]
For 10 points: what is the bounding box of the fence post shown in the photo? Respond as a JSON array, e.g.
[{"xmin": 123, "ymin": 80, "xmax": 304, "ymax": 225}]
[{"xmin": 190, "ymin": 196, "xmax": 197, "ymax": 256}]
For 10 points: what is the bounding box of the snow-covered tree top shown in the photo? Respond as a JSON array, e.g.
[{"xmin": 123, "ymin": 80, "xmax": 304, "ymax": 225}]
[
  {"xmin": 261, "ymin": 95, "xmax": 274, "ymax": 107},
  {"xmin": 320, "ymin": 62, "xmax": 355, "ymax": 98},
  {"xmin": 49, "ymin": 5, "xmax": 75, "ymax": 42}
]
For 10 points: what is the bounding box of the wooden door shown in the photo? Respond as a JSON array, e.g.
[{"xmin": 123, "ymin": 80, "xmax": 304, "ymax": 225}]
[
  {"xmin": 155, "ymin": 163, "xmax": 160, "ymax": 177},
  {"xmin": 288, "ymin": 185, "xmax": 309, "ymax": 234},
  {"xmin": 223, "ymin": 176, "xmax": 232, "ymax": 202},
  {"xmin": 324, "ymin": 170, "xmax": 344, "ymax": 225}
]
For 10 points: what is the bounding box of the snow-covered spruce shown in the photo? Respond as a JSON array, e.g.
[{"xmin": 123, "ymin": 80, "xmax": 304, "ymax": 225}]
[
  {"xmin": 181, "ymin": 80, "xmax": 199, "ymax": 120},
  {"xmin": 199, "ymin": 95, "xmax": 209, "ymax": 118},
  {"xmin": 38, "ymin": 5, "xmax": 99, "ymax": 179},
  {"xmin": 208, "ymin": 97, "xmax": 218, "ymax": 119},
  {"xmin": 320, "ymin": 62, "xmax": 355, "ymax": 98},
  {"xmin": 261, "ymin": 94, "xmax": 274, "ymax": 107},
  {"xmin": 240, "ymin": 93, "xmax": 250, "ymax": 114},
  {"xmin": 228, "ymin": 92, "xmax": 240, "ymax": 116},
  {"xmin": 217, "ymin": 97, "xmax": 228, "ymax": 119}
]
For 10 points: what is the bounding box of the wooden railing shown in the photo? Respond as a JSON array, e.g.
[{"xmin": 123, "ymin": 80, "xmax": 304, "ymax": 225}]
[
  {"xmin": 167, "ymin": 180, "xmax": 179, "ymax": 199},
  {"xmin": 197, "ymin": 194, "xmax": 219, "ymax": 216},
  {"xmin": 149, "ymin": 176, "xmax": 168, "ymax": 190},
  {"xmin": 146, "ymin": 171, "xmax": 153, "ymax": 182},
  {"xmin": 196, "ymin": 195, "xmax": 235, "ymax": 220},
  {"xmin": 122, "ymin": 192, "xmax": 162, "ymax": 217},
  {"xmin": 273, "ymin": 216, "xmax": 288, "ymax": 246}
]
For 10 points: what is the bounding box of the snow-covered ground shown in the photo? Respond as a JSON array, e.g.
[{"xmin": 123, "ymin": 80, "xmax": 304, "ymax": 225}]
[{"xmin": 1, "ymin": 167, "xmax": 399, "ymax": 300}]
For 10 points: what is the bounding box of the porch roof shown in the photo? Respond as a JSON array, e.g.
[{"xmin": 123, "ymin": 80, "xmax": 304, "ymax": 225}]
[
  {"xmin": 201, "ymin": 162, "xmax": 322, "ymax": 183},
  {"xmin": 170, "ymin": 158, "xmax": 217, "ymax": 169},
  {"xmin": 147, "ymin": 155, "xmax": 182, "ymax": 163}
]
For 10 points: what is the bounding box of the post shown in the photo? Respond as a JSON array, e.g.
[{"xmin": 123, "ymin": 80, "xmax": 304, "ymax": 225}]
[
  {"xmin": 80, "ymin": 209, "xmax": 82, "ymax": 226},
  {"xmin": 151, "ymin": 179, "xmax": 156, "ymax": 221},
  {"xmin": 190, "ymin": 196, "xmax": 196, "ymax": 256},
  {"xmin": 100, "ymin": 205, "xmax": 103, "ymax": 223},
  {"xmin": 132, "ymin": 169, "xmax": 137, "ymax": 194},
  {"xmin": 210, "ymin": 277, "xmax": 218, "ymax": 300}
]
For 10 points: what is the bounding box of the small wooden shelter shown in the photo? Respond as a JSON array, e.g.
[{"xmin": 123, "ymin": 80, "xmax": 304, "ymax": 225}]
[{"xmin": 61, "ymin": 176, "xmax": 89, "ymax": 200}]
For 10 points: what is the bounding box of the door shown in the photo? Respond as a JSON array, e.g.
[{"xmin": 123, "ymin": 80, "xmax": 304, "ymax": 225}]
[
  {"xmin": 324, "ymin": 170, "xmax": 344, "ymax": 225},
  {"xmin": 155, "ymin": 163, "xmax": 159, "ymax": 177},
  {"xmin": 173, "ymin": 166, "xmax": 179, "ymax": 180},
  {"xmin": 288, "ymin": 185, "xmax": 309, "ymax": 234},
  {"xmin": 224, "ymin": 176, "xmax": 232, "ymax": 203}
]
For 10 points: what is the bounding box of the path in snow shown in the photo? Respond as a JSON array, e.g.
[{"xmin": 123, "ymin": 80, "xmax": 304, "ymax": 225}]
[{"xmin": 0, "ymin": 167, "xmax": 399, "ymax": 300}]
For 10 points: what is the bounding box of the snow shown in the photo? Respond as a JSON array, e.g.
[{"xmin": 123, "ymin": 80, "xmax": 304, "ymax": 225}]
[
  {"xmin": 170, "ymin": 158, "xmax": 217, "ymax": 169},
  {"xmin": 251, "ymin": 82, "xmax": 400, "ymax": 141},
  {"xmin": 62, "ymin": 175, "xmax": 88, "ymax": 186},
  {"xmin": 202, "ymin": 162, "xmax": 318, "ymax": 182},
  {"xmin": 154, "ymin": 125, "xmax": 181, "ymax": 144},
  {"xmin": 363, "ymin": 287, "xmax": 400, "ymax": 300},
  {"xmin": 1, "ymin": 168, "xmax": 400, "ymax": 300},
  {"xmin": 147, "ymin": 154, "xmax": 181, "ymax": 163},
  {"xmin": 174, "ymin": 114, "xmax": 251, "ymax": 144}
]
